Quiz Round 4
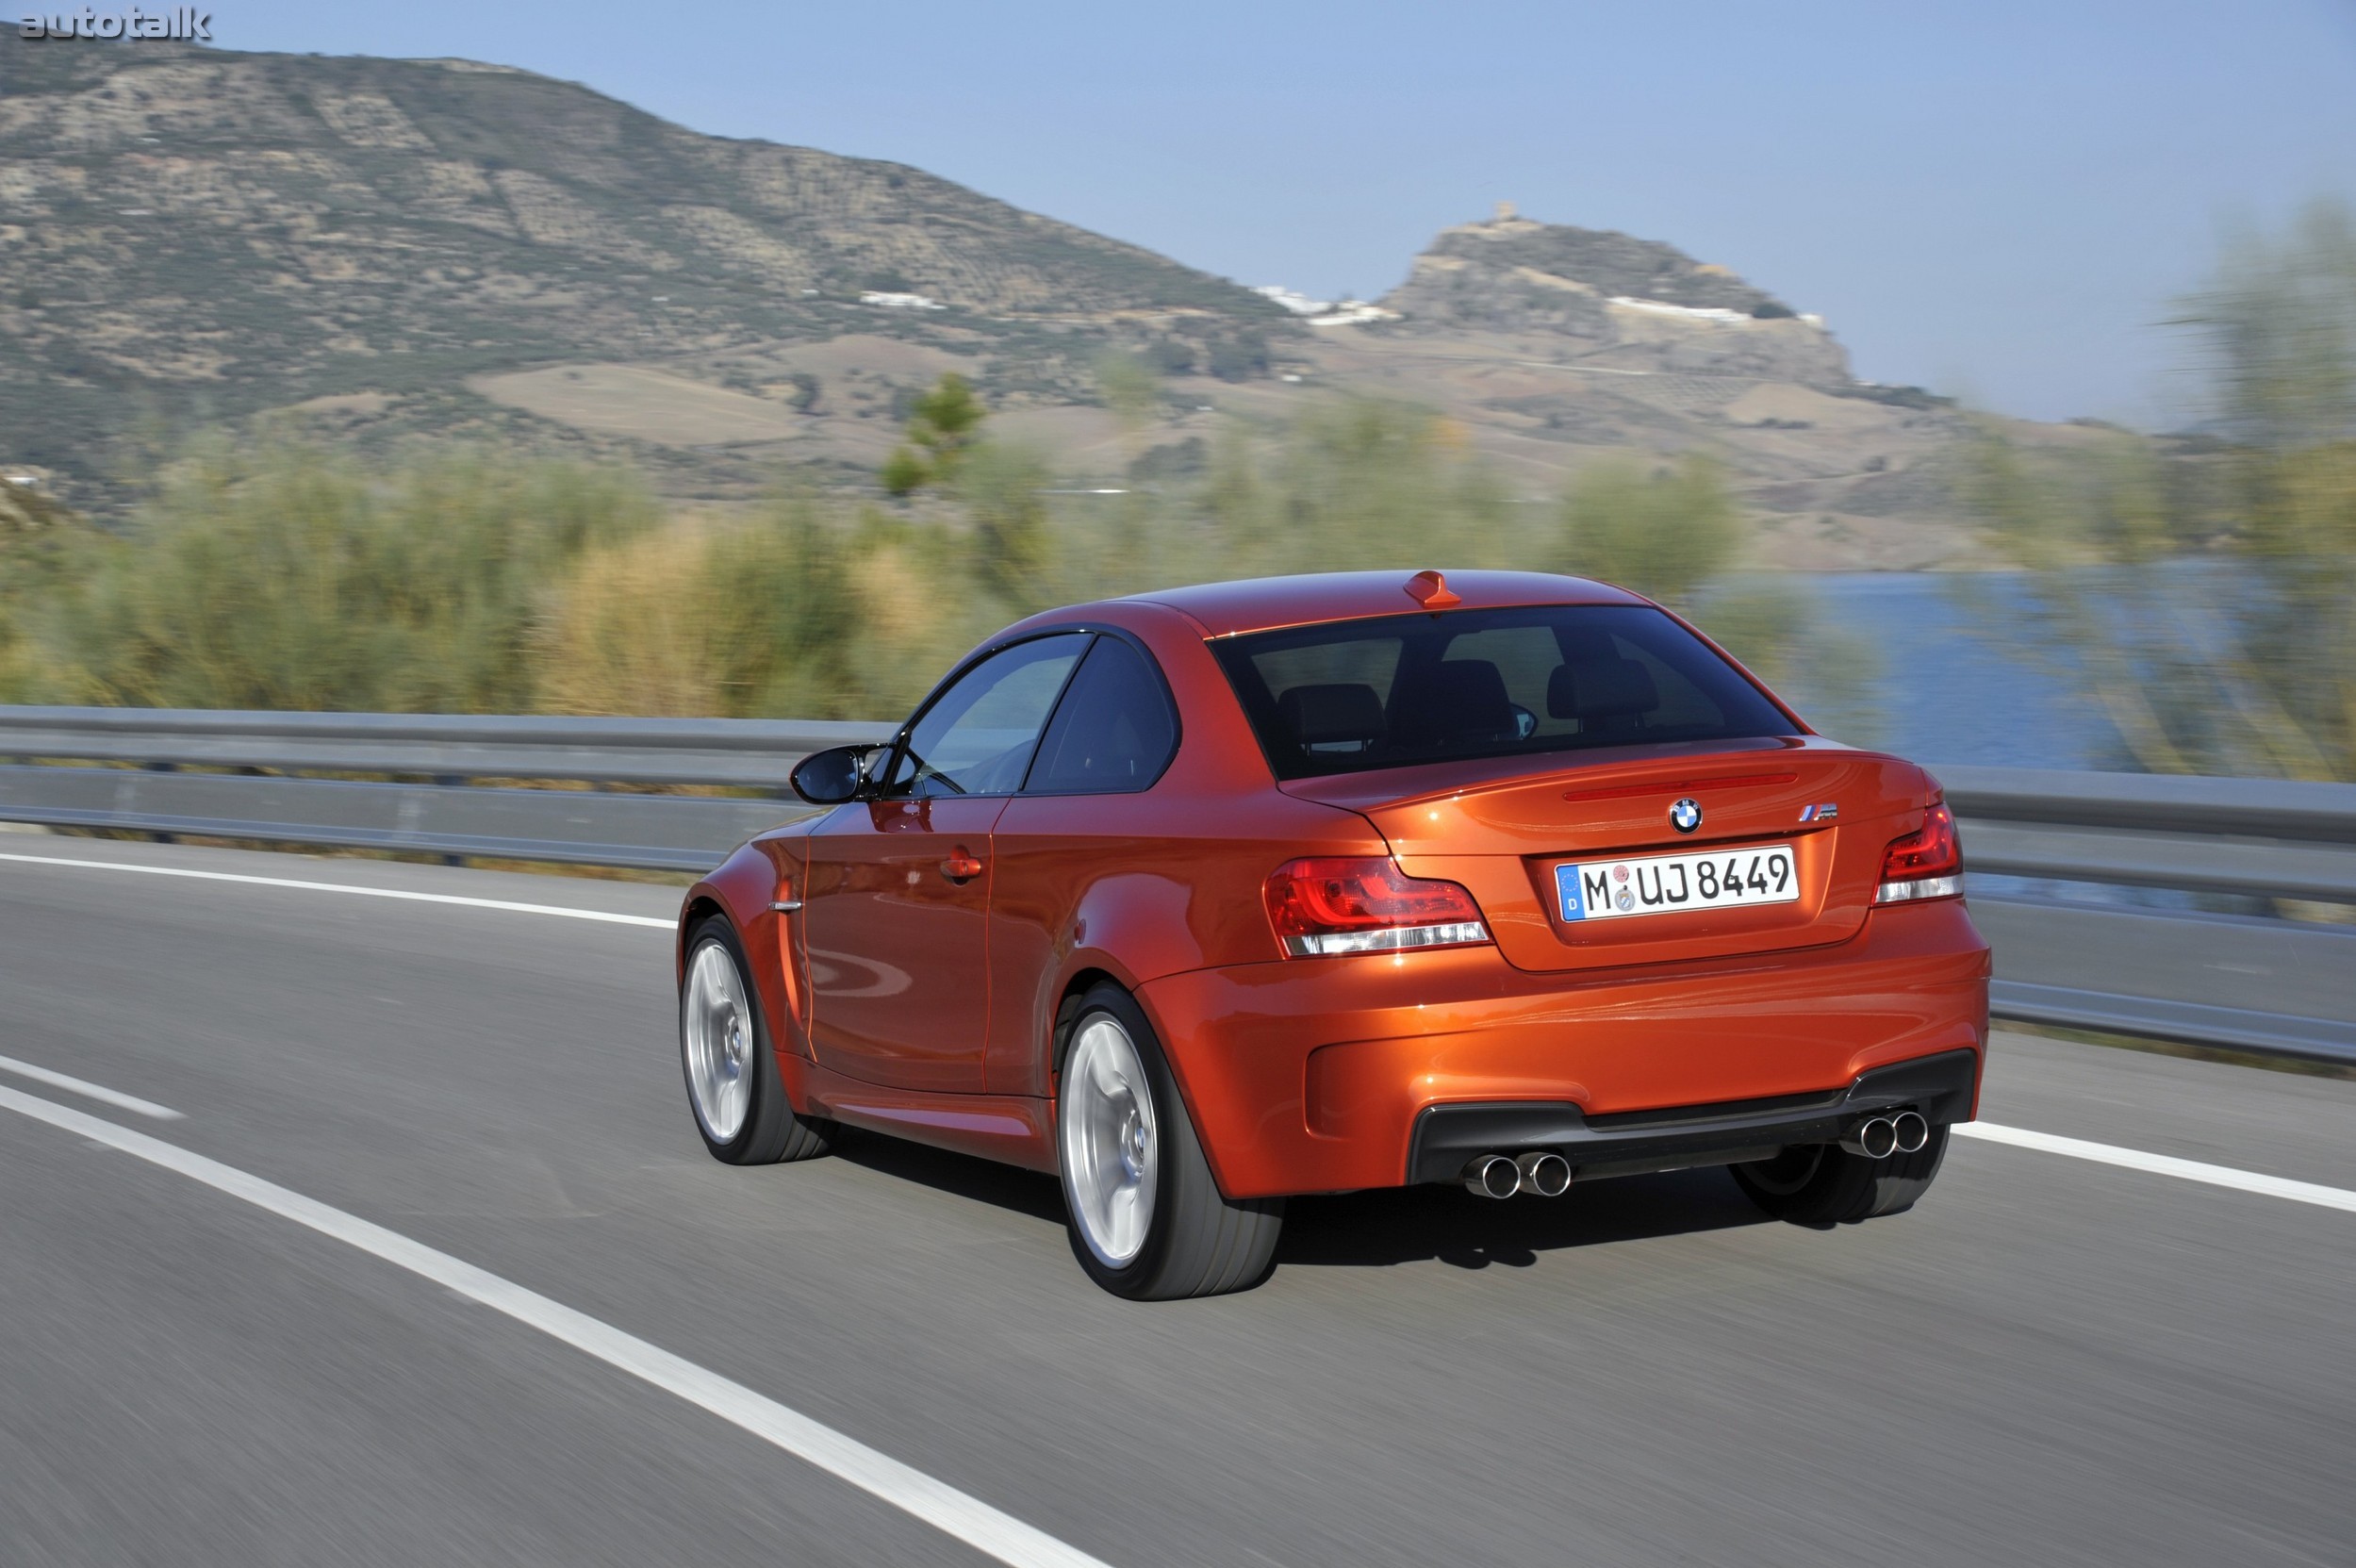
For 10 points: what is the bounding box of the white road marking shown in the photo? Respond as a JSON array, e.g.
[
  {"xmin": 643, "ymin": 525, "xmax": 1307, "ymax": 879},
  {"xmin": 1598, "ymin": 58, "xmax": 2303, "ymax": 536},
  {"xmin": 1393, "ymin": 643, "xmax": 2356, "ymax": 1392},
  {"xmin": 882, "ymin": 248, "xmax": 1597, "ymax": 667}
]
[
  {"xmin": 0, "ymin": 1083, "xmax": 1113, "ymax": 1568},
  {"xmin": 0, "ymin": 1053, "xmax": 183, "ymax": 1119},
  {"xmin": 1960, "ymin": 1122, "xmax": 2356, "ymax": 1213},
  {"xmin": 0, "ymin": 851, "xmax": 673, "ymax": 929}
]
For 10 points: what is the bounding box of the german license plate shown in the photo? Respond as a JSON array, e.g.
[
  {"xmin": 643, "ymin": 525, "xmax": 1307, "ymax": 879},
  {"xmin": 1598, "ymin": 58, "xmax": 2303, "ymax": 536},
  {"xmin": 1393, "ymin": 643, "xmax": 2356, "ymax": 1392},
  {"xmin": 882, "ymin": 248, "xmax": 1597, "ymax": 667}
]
[{"xmin": 1555, "ymin": 844, "xmax": 1798, "ymax": 922}]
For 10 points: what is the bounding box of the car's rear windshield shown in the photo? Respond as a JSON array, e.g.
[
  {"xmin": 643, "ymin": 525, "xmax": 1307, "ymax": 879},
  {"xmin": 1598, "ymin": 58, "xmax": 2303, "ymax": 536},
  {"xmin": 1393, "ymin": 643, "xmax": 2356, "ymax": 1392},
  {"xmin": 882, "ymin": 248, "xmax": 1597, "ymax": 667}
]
[{"xmin": 1211, "ymin": 604, "xmax": 1797, "ymax": 781}]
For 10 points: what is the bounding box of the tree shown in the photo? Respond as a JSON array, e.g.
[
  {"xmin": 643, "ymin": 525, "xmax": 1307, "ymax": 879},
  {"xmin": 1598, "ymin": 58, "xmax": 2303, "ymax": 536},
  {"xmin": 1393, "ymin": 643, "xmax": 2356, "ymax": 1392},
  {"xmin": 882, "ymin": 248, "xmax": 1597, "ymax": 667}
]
[
  {"xmin": 1963, "ymin": 198, "xmax": 2356, "ymax": 779},
  {"xmin": 1095, "ymin": 352, "xmax": 1162, "ymax": 431},
  {"xmin": 881, "ymin": 373, "xmax": 986, "ymax": 496},
  {"xmin": 958, "ymin": 441, "xmax": 1052, "ymax": 606}
]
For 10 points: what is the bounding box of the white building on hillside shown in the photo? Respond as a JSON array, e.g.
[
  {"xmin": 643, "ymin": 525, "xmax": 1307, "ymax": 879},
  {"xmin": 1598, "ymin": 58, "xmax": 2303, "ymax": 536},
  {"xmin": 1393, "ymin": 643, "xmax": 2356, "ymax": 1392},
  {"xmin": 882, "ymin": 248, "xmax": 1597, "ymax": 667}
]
[
  {"xmin": 1253, "ymin": 285, "xmax": 1334, "ymax": 317},
  {"xmin": 1308, "ymin": 299, "xmax": 1400, "ymax": 327}
]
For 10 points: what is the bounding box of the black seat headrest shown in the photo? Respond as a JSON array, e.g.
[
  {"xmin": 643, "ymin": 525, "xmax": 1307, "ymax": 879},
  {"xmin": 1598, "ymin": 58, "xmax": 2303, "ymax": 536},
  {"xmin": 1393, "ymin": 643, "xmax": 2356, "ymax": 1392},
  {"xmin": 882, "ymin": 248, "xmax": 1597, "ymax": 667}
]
[
  {"xmin": 1277, "ymin": 683, "xmax": 1387, "ymax": 747},
  {"xmin": 1394, "ymin": 659, "xmax": 1515, "ymax": 743},
  {"xmin": 1549, "ymin": 657, "xmax": 1658, "ymax": 723}
]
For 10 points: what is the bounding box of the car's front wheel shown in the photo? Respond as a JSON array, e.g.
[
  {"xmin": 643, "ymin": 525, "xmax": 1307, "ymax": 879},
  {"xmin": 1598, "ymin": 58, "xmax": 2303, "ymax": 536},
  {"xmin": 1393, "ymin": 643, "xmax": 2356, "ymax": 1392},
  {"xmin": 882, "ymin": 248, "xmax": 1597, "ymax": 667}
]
[
  {"xmin": 1056, "ymin": 983, "xmax": 1283, "ymax": 1299},
  {"xmin": 681, "ymin": 917, "xmax": 833, "ymax": 1165},
  {"xmin": 1729, "ymin": 1125, "xmax": 1950, "ymax": 1226}
]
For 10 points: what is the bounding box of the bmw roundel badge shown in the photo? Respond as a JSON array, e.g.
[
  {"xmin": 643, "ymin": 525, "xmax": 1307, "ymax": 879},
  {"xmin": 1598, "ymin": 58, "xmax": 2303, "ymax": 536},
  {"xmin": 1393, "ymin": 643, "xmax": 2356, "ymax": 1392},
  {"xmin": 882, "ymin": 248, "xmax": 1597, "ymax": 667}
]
[{"xmin": 1670, "ymin": 798, "xmax": 1703, "ymax": 834}]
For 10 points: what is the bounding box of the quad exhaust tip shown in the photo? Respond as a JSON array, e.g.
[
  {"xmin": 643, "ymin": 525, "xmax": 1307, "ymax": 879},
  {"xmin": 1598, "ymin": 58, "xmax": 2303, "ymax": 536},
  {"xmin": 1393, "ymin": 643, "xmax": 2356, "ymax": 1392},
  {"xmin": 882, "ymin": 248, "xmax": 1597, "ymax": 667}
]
[
  {"xmin": 1464, "ymin": 1154, "xmax": 1521, "ymax": 1198},
  {"xmin": 1842, "ymin": 1111, "xmax": 1932, "ymax": 1161},
  {"xmin": 1516, "ymin": 1150, "xmax": 1573, "ymax": 1197},
  {"xmin": 1463, "ymin": 1151, "xmax": 1573, "ymax": 1198},
  {"xmin": 1842, "ymin": 1116, "xmax": 1899, "ymax": 1160}
]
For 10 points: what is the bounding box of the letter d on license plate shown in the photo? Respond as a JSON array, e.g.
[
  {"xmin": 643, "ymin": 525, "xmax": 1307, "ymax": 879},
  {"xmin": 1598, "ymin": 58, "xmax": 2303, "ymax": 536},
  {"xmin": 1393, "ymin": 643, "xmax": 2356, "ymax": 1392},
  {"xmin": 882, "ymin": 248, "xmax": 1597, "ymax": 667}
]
[{"xmin": 1556, "ymin": 844, "xmax": 1798, "ymax": 922}]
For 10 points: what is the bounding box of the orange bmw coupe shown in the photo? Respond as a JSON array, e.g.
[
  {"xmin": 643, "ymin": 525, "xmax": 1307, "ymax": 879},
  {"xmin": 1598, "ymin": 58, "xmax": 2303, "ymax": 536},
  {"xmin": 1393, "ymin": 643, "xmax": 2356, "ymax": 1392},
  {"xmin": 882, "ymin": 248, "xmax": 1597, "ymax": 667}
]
[{"xmin": 676, "ymin": 569, "xmax": 1988, "ymax": 1298}]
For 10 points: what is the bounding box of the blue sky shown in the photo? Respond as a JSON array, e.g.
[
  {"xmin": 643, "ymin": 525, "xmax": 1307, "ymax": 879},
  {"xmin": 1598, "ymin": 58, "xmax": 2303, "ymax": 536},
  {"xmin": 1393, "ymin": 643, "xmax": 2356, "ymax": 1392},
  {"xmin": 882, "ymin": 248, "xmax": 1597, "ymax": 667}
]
[{"xmin": 206, "ymin": 1, "xmax": 2356, "ymax": 424}]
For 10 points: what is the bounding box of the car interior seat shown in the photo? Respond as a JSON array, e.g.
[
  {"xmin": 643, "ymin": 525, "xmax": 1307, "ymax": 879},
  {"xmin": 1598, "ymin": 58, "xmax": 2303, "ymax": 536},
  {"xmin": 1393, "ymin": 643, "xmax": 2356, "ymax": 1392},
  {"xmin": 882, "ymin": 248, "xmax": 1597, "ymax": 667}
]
[
  {"xmin": 1549, "ymin": 655, "xmax": 1658, "ymax": 736},
  {"xmin": 1277, "ymin": 683, "xmax": 1388, "ymax": 754}
]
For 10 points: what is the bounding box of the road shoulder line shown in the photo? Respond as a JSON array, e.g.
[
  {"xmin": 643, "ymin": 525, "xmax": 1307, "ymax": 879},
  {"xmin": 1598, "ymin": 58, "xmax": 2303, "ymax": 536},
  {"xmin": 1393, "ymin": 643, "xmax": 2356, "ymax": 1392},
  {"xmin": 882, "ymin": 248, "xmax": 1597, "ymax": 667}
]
[
  {"xmin": 0, "ymin": 1053, "xmax": 183, "ymax": 1119},
  {"xmin": 1961, "ymin": 1121, "xmax": 2356, "ymax": 1213},
  {"xmin": 0, "ymin": 851, "xmax": 674, "ymax": 929},
  {"xmin": 0, "ymin": 1083, "xmax": 1111, "ymax": 1568}
]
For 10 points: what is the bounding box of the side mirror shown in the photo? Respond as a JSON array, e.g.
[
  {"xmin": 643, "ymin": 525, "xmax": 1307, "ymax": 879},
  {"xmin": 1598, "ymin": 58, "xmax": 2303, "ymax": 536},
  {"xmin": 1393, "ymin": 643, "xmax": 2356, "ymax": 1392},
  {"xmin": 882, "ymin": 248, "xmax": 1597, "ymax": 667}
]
[{"xmin": 790, "ymin": 743, "xmax": 881, "ymax": 805}]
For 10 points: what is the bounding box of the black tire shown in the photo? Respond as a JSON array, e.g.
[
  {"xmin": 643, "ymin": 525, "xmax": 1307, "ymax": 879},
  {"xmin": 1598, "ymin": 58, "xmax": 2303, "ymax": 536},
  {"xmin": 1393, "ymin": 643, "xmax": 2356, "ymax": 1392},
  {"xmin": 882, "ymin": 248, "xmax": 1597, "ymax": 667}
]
[
  {"xmin": 1055, "ymin": 982, "xmax": 1284, "ymax": 1300},
  {"xmin": 1729, "ymin": 1124, "xmax": 1950, "ymax": 1226},
  {"xmin": 681, "ymin": 917, "xmax": 834, "ymax": 1166}
]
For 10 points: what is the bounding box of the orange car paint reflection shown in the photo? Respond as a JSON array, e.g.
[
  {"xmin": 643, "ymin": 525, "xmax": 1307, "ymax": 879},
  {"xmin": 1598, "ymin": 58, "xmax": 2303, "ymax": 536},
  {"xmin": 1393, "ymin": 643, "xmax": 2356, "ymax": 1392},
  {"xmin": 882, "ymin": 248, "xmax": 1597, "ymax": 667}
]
[{"xmin": 801, "ymin": 794, "xmax": 1003, "ymax": 1093}]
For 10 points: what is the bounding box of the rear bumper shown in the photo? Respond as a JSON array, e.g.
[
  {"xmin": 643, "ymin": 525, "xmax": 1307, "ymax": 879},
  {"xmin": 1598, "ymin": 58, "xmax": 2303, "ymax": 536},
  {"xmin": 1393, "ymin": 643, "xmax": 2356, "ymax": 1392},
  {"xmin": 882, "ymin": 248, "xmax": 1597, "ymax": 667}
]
[
  {"xmin": 1135, "ymin": 900, "xmax": 1990, "ymax": 1199},
  {"xmin": 1406, "ymin": 1048, "xmax": 1978, "ymax": 1186}
]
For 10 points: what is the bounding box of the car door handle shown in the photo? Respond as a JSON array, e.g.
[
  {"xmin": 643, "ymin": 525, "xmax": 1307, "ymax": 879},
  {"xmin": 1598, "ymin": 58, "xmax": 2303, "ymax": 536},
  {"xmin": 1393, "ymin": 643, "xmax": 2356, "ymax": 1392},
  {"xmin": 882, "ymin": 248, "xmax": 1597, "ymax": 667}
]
[{"xmin": 938, "ymin": 850, "xmax": 984, "ymax": 883}]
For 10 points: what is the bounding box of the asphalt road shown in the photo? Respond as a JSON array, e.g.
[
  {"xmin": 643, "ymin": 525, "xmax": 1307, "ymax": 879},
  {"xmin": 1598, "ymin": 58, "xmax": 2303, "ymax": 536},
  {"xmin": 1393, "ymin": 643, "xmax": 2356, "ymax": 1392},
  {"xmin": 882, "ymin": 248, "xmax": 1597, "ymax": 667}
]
[{"xmin": 2, "ymin": 837, "xmax": 2351, "ymax": 1568}]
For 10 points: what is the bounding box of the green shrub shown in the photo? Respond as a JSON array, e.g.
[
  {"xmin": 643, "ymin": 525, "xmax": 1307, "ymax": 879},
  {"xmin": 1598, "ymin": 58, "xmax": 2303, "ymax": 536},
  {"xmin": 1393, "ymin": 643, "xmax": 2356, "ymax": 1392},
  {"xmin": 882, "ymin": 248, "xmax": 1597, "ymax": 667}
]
[
  {"xmin": 36, "ymin": 441, "xmax": 658, "ymax": 712},
  {"xmin": 1553, "ymin": 453, "xmax": 1741, "ymax": 606}
]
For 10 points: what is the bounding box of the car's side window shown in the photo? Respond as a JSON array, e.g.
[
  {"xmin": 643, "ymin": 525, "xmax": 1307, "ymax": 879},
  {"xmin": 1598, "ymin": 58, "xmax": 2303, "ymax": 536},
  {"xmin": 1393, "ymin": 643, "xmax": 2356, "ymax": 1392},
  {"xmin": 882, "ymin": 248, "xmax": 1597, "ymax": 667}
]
[
  {"xmin": 1023, "ymin": 635, "xmax": 1179, "ymax": 794},
  {"xmin": 882, "ymin": 634, "xmax": 1091, "ymax": 798}
]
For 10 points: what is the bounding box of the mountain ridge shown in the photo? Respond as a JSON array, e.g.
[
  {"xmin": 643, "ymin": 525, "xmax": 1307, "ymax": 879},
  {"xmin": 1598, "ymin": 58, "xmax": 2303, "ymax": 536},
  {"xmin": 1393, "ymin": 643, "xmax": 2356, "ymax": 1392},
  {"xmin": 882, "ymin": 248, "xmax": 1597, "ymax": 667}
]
[
  {"xmin": 0, "ymin": 39, "xmax": 2025, "ymax": 566},
  {"xmin": 0, "ymin": 35, "xmax": 1289, "ymax": 503}
]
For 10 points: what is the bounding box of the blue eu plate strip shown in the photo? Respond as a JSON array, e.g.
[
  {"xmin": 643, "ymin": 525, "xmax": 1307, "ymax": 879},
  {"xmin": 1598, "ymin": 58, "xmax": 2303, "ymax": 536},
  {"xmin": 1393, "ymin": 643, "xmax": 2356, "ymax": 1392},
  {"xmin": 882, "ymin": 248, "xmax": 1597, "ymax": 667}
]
[{"xmin": 1554, "ymin": 863, "xmax": 1587, "ymax": 922}]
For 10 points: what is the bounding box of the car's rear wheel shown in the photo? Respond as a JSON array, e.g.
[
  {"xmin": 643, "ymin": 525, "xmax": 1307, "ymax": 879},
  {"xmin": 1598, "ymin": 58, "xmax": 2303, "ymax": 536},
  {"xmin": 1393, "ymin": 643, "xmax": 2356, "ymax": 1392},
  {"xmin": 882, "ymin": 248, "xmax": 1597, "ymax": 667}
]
[
  {"xmin": 1729, "ymin": 1125, "xmax": 1950, "ymax": 1226},
  {"xmin": 1056, "ymin": 982, "xmax": 1283, "ymax": 1299},
  {"xmin": 681, "ymin": 917, "xmax": 833, "ymax": 1165}
]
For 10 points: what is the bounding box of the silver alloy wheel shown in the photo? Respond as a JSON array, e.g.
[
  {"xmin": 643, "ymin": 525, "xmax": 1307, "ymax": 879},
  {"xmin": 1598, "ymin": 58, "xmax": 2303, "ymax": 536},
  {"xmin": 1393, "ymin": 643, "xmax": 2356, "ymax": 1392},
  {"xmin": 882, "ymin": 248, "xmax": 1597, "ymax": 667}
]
[
  {"xmin": 1060, "ymin": 1014, "xmax": 1159, "ymax": 1268},
  {"xmin": 683, "ymin": 938, "xmax": 755, "ymax": 1144}
]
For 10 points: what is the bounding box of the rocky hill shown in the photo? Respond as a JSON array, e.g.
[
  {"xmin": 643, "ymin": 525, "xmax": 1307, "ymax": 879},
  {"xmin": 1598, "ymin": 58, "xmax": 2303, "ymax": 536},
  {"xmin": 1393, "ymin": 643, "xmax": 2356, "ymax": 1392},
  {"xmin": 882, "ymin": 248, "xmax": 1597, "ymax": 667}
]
[
  {"xmin": 1377, "ymin": 211, "xmax": 1851, "ymax": 386},
  {"xmin": 1, "ymin": 41, "xmax": 2010, "ymax": 566},
  {"xmin": 1226, "ymin": 210, "xmax": 1988, "ymax": 567}
]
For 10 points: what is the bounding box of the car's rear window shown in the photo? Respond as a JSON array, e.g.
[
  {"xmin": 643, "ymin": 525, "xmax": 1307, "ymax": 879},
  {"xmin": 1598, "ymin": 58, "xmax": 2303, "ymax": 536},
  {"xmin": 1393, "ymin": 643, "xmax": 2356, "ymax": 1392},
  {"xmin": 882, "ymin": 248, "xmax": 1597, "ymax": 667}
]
[{"xmin": 1211, "ymin": 604, "xmax": 1796, "ymax": 780}]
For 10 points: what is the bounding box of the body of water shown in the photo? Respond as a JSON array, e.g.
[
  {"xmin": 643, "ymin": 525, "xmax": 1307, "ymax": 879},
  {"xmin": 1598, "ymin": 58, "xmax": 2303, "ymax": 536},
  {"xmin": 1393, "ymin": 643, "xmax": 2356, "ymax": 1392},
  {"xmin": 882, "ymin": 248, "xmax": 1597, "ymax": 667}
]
[{"xmin": 1767, "ymin": 572, "xmax": 2115, "ymax": 772}]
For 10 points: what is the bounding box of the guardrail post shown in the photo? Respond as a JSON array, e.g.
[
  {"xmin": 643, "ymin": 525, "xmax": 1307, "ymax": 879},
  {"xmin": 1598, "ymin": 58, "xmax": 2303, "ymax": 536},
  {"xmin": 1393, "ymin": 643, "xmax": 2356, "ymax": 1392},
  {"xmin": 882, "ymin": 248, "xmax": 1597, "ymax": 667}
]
[
  {"xmin": 142, "ymin": 758, "xmax": 177, "ymax": 843},
  {"xmin": 431, "ymin": 774, "xmax": 464, "ymax": 866}
]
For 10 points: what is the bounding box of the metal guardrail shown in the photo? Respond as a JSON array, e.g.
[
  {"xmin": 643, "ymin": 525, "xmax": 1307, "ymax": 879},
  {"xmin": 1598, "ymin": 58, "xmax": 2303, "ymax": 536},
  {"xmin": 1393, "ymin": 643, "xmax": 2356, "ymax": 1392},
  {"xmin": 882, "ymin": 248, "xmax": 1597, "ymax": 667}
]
[
  {"xmin": 0, "ymin": 706, "xmax": 895, "ymax": 871},
  {"xmin": 1937, "ymin": 765, "xmax": 2356, "ymax": 902},
  {"xmin": 0, "ymin": 766, "xmax": 802, "ymax": 872},
  {"xmin": 1936, "ymin": 765, "xmax": 2356, "ymax": 844},
  {"xmin": 0, "ymin": 705, "xmax": 891, "ymax": 787},
  {"xmin": 1, "ymin": 707, "xmax": 2349, "ymax": 1063}
]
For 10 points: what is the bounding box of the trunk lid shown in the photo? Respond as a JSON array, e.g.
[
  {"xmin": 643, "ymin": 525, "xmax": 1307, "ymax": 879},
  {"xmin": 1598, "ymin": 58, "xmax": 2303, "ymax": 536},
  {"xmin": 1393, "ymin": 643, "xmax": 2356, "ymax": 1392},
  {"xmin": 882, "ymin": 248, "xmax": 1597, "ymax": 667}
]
[{"xmin": 1280, "ymin": 737, "xmax": 1933, "ymax": 973}]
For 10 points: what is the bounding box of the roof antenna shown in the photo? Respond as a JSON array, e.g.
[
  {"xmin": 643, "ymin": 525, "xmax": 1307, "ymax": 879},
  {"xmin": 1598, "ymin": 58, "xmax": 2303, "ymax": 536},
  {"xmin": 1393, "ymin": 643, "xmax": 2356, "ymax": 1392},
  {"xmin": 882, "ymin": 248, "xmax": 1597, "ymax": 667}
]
[{"xmin": 1404, "ymin": 569, "xmax": 1461, "ymax": 608}]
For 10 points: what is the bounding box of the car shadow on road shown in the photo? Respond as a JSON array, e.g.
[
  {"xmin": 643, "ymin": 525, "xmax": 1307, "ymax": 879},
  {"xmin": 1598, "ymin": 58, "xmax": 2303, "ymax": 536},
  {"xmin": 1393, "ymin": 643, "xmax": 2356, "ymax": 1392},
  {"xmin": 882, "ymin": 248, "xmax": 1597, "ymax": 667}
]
[
  {"xmin": 1280, "ymin": 1167, "xmax": 1771, "ymax": 1271},
  {"xmin": 832, "ymin": 1130, "xmax": 1771, "ymax": 1270},
  {"xmin": 831, "ymin": 1129, "xmax": 1070, "ymax": 1226}
]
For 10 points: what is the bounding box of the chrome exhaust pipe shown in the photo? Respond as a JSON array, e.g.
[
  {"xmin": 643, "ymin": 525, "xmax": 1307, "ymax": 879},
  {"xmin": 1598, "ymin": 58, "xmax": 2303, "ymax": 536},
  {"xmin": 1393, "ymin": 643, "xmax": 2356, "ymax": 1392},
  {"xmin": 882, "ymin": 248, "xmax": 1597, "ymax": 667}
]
[
  {"xmin": 1516, "ymin": 1150, "xmax": 1573, "ymax": 1197},
  {"xmin": 1841, "ymin": 1116, "xmax": 1899, "ymax": 1161},
  {"xmin": 1463, "ymin": 1154, "xmax": 1522, "ymax": 1199},
  {"xmin": 1890, "ymin": 1111, "xmax": 1930, "ymax": 1155}
]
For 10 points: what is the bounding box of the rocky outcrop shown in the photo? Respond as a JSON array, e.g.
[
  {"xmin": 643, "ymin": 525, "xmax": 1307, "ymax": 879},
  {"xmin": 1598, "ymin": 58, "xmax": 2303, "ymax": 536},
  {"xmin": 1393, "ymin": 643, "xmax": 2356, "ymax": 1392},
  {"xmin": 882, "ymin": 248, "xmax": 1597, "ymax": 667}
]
[{"xmin": 1378, "ymin": 213, "xmax": 1853, "ymax": 387}]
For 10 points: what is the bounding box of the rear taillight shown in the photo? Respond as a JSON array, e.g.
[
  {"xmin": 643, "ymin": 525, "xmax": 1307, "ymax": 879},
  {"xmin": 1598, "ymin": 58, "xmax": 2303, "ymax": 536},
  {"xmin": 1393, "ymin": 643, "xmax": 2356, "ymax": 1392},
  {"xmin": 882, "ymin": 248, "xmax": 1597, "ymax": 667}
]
[
  {"xmin": 1875, "ymin": 801, "xmax": 1963, "ymax": 904},
  {"xmin": 1263, "ymin": 857, "xmax": 1491, "ymax": 957}
]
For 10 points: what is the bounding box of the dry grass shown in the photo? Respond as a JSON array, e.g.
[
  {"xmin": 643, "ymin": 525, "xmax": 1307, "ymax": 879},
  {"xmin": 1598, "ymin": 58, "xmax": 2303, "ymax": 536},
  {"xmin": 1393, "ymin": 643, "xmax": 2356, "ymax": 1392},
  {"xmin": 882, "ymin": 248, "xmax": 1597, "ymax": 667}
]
[
  {"xmin": 535, "ymin": 527, "xmax": 737, "ymax": 717},
  {"xmin": 470, "ymin": 365, "xmax": 811, "ymax": 449}
]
